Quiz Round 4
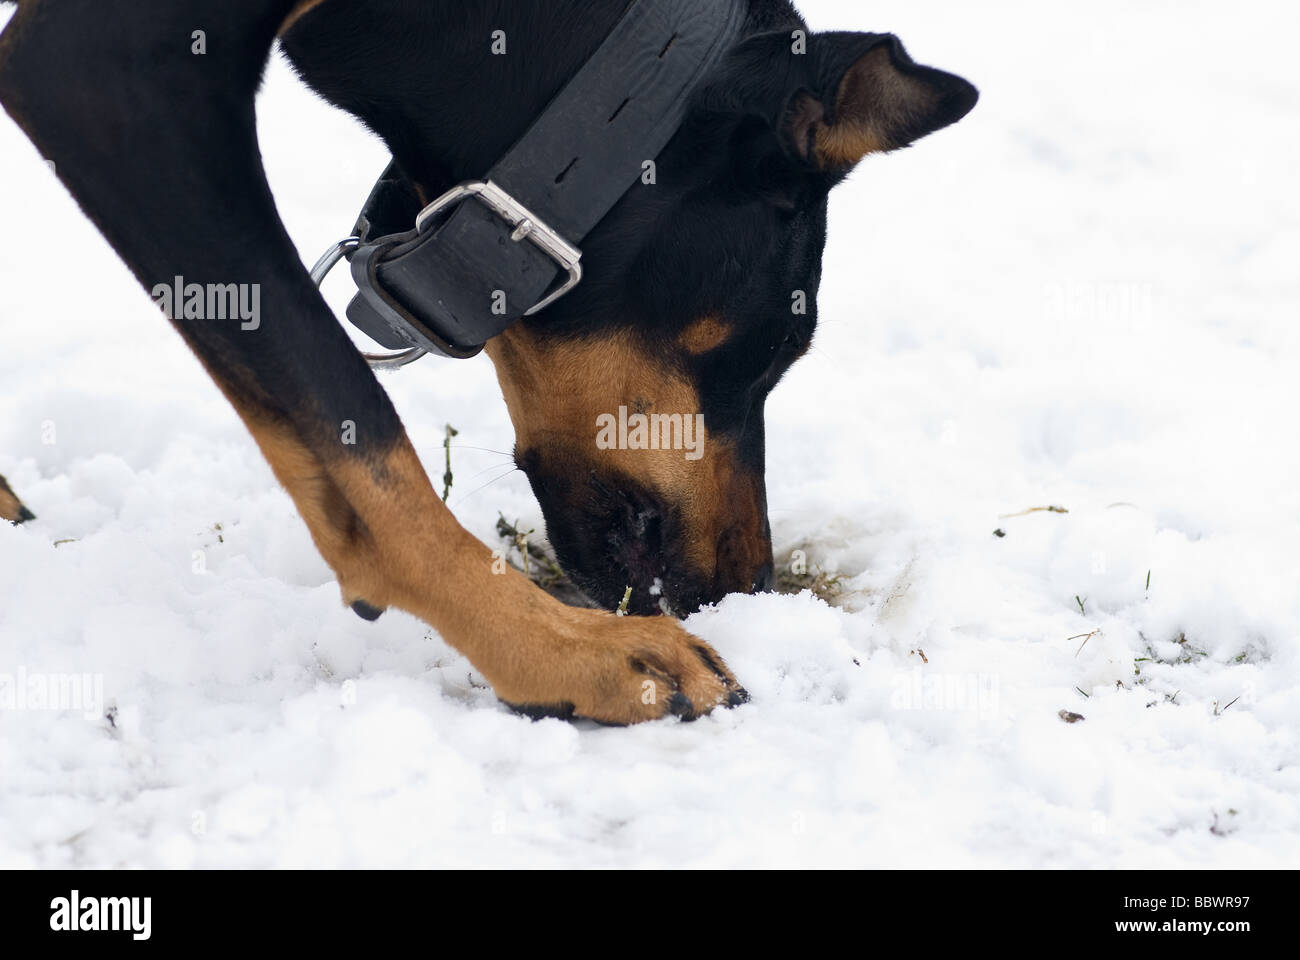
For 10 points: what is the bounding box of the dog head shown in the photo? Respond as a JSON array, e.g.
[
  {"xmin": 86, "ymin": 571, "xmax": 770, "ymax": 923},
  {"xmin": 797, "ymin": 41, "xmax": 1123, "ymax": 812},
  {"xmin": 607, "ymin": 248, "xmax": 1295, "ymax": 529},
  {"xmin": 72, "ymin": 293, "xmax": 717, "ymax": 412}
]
[{"xmin": 488, "ymin": 30, "xmax": 977, "ymax": 615}]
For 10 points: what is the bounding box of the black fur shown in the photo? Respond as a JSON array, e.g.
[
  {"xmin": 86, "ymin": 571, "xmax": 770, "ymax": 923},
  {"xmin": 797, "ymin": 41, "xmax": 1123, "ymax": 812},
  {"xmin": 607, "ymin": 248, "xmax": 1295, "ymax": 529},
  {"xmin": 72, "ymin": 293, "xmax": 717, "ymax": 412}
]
[{"xmin": 0, "ymin": 0, "xmax": 976, "ymax": 616}]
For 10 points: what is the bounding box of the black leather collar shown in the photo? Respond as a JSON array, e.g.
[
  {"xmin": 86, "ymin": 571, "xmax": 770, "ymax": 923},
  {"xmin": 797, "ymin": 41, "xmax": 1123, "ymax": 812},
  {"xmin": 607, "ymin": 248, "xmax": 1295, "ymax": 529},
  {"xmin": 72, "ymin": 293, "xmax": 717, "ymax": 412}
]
[{"xmin": 337, "ymin": 0, "xmax": 747, "ymax": 361}]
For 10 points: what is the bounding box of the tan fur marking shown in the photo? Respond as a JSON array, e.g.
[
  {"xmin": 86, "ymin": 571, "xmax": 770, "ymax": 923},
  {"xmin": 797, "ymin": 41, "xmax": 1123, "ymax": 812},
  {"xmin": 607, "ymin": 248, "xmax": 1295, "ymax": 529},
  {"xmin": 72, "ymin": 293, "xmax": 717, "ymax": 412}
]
[
  {"xmin": 168, "ymin": 322, "xmax": 742, "ymax": 722},
  {"xmin": 813, "ymin": 45, "xmax": 933, "ymax": 169},
  {"xmin": 677, "ymin": 314, "xmax": 731, "ymax": 355},
  {"xmin": 278, "ymin": 0, "xmax": 332, "ymax": 38},
  {"xmin": 486, "ymin": 327, "xmax": 769, "ymax": 584},
  {"xmin": 0, "ymin": 475, "xmax": 28, "ymax": 523},
  {"xmin": 814, "ymin": 122, "xmax": 890, "ymax": 169},
  {"xmin": 239, "ymin": 414, "xmax": 741, "ymax": 722},
  {"xmin": 172, "ymin": 303, "xmax": 743, "ymax": 724}
]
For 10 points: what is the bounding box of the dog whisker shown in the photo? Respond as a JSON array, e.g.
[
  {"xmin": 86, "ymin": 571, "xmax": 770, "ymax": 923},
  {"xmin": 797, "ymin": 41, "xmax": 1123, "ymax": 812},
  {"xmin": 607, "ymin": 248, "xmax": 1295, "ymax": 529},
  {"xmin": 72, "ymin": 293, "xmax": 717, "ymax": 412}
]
[
  {"xmin": 447, "ymin": 443, "xmax": 515, "ymax": 459},
  {"xmin": 448, "ymin": 467, "xmax": 521, "ymax": 508}
]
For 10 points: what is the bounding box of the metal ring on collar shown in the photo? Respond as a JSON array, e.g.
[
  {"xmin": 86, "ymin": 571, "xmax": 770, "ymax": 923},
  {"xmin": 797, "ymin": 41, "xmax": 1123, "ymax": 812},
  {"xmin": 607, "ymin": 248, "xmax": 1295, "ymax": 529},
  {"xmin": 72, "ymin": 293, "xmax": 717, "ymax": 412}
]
[{"xmin": 309, "ymin": 237, "xmax": 427, "ymax": 371}]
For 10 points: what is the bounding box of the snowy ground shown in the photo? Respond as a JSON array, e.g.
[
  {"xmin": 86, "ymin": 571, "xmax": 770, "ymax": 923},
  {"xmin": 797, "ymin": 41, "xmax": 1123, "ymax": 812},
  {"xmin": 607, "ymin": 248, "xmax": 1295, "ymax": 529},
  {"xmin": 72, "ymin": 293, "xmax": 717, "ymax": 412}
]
[{"xmin": 2, "ymin": 0, "xmax": 1298, "ymax": 868}]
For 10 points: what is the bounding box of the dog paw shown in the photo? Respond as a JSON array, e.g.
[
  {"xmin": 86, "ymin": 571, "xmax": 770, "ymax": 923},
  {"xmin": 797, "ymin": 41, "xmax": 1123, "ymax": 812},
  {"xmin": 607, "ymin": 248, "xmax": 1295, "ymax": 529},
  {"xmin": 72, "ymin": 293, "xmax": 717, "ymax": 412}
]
[
  {"xmin": 0, "ymin": 475, "xmax": 35, "ymax": 525},
  {"xmin": 499, "ymin": 614, "xmax": 748, "ymax": 726}
]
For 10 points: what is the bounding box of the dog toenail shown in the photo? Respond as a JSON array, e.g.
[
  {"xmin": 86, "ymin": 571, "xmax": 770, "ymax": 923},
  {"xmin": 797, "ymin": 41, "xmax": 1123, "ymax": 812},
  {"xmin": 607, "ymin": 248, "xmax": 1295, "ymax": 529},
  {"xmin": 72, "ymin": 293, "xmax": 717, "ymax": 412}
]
[{"xmin": 350, "ymin": 600, "xmax": 384, "ymax": 621}]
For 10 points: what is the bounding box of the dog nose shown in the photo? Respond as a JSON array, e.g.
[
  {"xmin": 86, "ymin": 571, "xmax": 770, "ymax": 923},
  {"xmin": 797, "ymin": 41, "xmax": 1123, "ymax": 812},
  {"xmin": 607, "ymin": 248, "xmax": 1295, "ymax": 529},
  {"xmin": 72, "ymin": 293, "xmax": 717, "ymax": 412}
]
[
  {"xmin": 610, "ymin": 495, "xmax": 664, "ymax": 586},
  {"xmin": 752, "ymin": 560, "xmax": 775, "ymax": 593}
]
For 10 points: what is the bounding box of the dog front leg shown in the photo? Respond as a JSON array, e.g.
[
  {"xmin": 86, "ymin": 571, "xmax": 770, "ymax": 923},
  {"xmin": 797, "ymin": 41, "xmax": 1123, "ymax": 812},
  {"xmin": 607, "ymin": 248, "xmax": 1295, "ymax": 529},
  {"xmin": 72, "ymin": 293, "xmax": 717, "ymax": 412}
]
[
  {"xmin": 0, "ymin": 474, "xmax": 34, "ymax": 524},
  {"xmin": 0, "ymin": 0, "xmax": 744, "ymax": 723}
]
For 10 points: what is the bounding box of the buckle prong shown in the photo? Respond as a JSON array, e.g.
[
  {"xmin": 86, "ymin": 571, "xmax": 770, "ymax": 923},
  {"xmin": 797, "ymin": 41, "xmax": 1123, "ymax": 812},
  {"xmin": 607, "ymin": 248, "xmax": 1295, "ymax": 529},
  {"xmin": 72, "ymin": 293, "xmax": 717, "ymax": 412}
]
[{"xmin": 415, "ymin": 180, "xmax": 584, "ymax": 317}]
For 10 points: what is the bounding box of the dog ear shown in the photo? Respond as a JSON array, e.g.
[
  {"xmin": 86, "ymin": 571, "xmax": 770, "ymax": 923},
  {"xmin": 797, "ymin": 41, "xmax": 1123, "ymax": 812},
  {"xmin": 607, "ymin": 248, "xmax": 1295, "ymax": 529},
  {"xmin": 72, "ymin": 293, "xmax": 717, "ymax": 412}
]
[{"xmin": 787, "ymin": 33, "xmax": 978, "ymax": 173}]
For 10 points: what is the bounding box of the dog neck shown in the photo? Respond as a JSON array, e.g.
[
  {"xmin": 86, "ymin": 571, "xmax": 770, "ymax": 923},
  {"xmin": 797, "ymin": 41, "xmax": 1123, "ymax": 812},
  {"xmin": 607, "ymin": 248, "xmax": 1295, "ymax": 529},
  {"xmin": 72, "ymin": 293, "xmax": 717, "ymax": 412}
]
[{"xmin": 282, "ymin": 1, "xmax": 640, "ymax": 199}]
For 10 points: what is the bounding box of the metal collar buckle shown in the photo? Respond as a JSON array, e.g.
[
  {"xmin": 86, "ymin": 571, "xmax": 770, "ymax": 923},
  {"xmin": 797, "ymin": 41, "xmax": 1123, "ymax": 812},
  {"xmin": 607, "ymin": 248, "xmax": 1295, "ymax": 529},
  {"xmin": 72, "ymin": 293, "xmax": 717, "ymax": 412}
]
[
  {"xmin": 416, "ymin": 180, "xmax": 584, "ymax": 317},
  {"xmin": 311, "ymin": 179, "xmax": 585, "ymax": 370}
]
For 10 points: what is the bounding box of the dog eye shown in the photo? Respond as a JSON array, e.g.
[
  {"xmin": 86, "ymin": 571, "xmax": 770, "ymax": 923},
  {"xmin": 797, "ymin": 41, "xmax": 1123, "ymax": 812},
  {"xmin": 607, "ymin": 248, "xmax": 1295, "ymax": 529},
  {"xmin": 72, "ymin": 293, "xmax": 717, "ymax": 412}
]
[{"xmin": 765, "ymin": 332, "xmax": 799, "ymax": 370}]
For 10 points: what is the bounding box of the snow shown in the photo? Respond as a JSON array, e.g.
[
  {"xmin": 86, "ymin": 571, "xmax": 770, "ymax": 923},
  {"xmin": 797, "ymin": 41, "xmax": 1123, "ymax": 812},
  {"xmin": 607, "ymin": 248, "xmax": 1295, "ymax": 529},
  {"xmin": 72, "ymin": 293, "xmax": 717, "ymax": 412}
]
[{"xmin": 1, "ymin": 0, "xmax": 1298, "ymax": 867}]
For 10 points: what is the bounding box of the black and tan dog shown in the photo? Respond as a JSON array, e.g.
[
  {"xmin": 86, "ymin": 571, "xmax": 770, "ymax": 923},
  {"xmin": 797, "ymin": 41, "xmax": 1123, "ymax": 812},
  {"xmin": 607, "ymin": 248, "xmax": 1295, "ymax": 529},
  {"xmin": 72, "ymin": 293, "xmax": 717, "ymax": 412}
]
[{"xmin": 0, "ymin": 0, "xmax": 975, "ymax": 723}]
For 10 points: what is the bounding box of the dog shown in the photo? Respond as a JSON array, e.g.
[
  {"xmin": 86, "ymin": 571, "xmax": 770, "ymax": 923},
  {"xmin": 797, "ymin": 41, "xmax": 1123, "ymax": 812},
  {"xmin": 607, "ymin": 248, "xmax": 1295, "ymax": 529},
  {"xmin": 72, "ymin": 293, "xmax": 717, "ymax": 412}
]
[{"xmin": 0, "ymin": 0, "xmax": 976, "ymax": 724}]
